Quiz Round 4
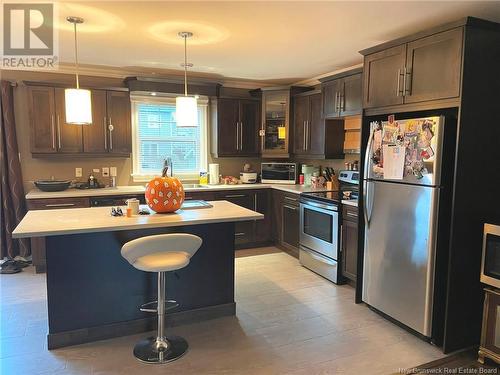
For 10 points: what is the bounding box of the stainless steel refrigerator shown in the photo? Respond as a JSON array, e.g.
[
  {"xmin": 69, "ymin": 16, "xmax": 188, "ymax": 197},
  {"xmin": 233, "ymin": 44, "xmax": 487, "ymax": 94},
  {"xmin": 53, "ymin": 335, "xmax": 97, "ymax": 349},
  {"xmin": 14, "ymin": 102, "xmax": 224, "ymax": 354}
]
[{"xmin": 362, "ymin": 116, "xmax": 444, "ymax": 337}]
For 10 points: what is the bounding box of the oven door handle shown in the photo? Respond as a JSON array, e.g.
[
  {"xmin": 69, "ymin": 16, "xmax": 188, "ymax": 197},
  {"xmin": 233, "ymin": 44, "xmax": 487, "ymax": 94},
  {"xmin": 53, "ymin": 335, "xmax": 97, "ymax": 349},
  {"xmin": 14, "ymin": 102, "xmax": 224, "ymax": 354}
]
[
  {"xmin": 301, "ymin": 200, "xmax": 337, "ymax": 212},
  {"xmin": 301, "ymin": 247, "xmax": 336, "ymax": 266}
]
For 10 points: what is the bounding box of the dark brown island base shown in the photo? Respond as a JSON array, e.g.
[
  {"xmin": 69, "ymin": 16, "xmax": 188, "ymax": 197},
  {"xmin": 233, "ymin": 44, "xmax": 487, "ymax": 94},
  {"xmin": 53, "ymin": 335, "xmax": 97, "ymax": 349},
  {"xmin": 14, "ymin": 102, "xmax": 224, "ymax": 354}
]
[{"xmin": 12, "ymin": 202, "xmax": 262, "ymax": 349}]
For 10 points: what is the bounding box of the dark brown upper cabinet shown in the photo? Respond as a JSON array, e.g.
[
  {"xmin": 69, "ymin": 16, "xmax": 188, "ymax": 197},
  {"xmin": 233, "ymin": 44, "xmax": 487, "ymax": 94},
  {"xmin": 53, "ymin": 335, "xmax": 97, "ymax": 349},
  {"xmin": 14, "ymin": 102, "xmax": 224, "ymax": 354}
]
[
  {"xmin": 28, "ymin": 85, "xmax": 132, "ymax": 157},
  {"xmin": 321, "ymin": 70, "xmax": 362, "ymax": 118},
  {"xmin": 404, "ymin": 28, "xmax": 463, "ymax": 104},
  {"xmin": 361, "ymin": 27, "xmax": 463, "ymax": 109},
  {"xmin": 293, "ymin": 91, "xmax": 344, "ymax": 159},
  {"xmin": 211, "ymin": 97, "xmax": 260, "ymax": 157},
  {"xmin": 54, "ymin": 88, "xmax": 83, "ymax": 153},
  {"xmin": 28, "ymin": 86, "xmax": 57, "ymax": 154},
  {"xmin": 106, "ymin": 91, "xmax": 132, "ymax": 155},
  {"xmin": 83, "ymin": 90, "xmax": 107, "ymax": 153}
]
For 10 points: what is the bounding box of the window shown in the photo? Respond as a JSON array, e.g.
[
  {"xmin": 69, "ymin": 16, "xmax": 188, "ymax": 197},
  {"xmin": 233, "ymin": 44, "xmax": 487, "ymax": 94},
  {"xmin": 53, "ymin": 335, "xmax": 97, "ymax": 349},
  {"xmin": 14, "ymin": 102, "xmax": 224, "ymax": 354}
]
[{"xmin": 131, "ymin": 95, "xmax": 208, "ymax": 181}]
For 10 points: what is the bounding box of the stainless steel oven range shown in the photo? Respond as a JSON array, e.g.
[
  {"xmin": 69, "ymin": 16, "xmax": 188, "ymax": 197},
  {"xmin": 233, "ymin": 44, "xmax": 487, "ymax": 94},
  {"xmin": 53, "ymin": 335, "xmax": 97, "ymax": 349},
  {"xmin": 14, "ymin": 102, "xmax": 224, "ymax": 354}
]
[{"xmin": 299, "ymin": 191, "xmax": 341, "ymax": 284}]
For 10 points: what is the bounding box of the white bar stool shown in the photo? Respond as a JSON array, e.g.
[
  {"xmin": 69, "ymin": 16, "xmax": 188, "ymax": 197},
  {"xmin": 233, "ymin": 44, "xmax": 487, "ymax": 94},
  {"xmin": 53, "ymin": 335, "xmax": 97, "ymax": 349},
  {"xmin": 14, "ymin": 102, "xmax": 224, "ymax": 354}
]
[{"xmin": 121, "ymin": 233, "xmax": 202, "ymax": 364}]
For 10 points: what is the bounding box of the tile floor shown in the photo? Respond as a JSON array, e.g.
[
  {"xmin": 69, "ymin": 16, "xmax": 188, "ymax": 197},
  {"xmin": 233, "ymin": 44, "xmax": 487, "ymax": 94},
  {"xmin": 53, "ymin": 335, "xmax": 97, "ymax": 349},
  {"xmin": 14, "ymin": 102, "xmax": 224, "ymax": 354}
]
[{"xmin": 0, "ymin": 247, "xmax": 446, "ymax": 374}]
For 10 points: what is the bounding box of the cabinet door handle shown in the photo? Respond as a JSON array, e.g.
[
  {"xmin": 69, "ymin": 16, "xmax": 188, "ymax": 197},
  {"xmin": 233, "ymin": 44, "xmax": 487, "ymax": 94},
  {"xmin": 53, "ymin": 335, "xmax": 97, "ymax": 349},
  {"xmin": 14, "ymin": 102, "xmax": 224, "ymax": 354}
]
[
  {"xmin": 103, "ymin": 117, "xmax": 107, "ymax": 150},
  {"xmin": 108, "ymin": 120, "xmax": 114, "ymax": 151},
  {"xmin": 396, "ymin": 69, "xmax": 402, "ymax": 97},
  {"xmin": 235, "ymin": 122, "xmax": 239, "ymax": 150},
  {"xmin": 224, "ymin": 194, "xmax": 246, "ymax": 198},
  {"xmin": 254, "ymin": 194, "xmax": 258, "ymax": 211},
  {"xmin": 306, "ymin": 120, "xmax": 310, "ymax": 151},
  {"xmin": 334, "ymin": 92, "xmax": 338, "ymax": 113},
  {"xmin": 283, "ymin": 204, "xmax": 298, "ymax": 211},
  {"xmin": 346, "ymin": 212, "xmax": 358, "ymax": 218},
  {"xmin": 51, "ymin": 115, "xmax": 56, "ymax": 150},
  {"xmin": 303, "ymin": 121, "xmax": 306, "ymax": 150},
  {"xmin": 240, "ymin": 121, "xmax": 243, "ymax": 151},
  {"xmin": 404, "ymin": 67, "xmax": 412, "ymax": 96},
  {"xmin": 284, "ymin": 196, "xmax": 298, "ymax": 202},
  {"xmin": 235, "ymin": 232, "xmax": 246, "ymax": 237},
  {"xmin": 56, "ymin": 115, "xmax": 61, "ymax": 150},
  {"xmin": 45, "ymin": 203, "xmax": 76, "ymax": 208},
  {"xmin": 340, "ymin": 92, "xmax": 345, "ymax": 112},
  {"xmin": 340, "ymin": 224, "xmax": 343, "ymax": 251}
]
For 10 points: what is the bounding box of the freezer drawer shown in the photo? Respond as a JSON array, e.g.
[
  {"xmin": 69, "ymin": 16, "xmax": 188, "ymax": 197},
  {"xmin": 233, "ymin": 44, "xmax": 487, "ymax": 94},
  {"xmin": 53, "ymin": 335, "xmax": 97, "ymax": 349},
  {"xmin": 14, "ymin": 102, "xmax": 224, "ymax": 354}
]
[
  {"xmin": 299, "ymin": 246, "xmax": 339, "ymax": 284},
  {"xmin": 362, "ymin": 181, "xmax": 439, "ymax": 336}
]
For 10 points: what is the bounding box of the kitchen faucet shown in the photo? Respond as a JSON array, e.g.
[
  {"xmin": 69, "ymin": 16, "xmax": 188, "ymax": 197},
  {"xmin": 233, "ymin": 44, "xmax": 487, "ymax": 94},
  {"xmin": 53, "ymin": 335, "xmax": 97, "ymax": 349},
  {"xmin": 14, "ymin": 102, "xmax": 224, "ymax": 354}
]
[{"xmin": 162, "ymin": 157, "xmax": 173, "ymax": 177}]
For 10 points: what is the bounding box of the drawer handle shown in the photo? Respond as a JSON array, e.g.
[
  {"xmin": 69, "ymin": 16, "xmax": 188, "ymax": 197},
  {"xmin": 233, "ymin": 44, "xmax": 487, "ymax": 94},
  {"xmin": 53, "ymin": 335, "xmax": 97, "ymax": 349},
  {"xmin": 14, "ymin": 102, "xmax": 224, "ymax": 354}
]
[
  {"xmin": 45, "ymin": 203, "xmax": 76, "ymax": 207},
  {"xmin": 225, "ymin": 194, "xmax": 246, "ymax": 198},
  {"xmin": 346, "ymin": 212, "xmax": 358, "ymax": 217},
  {"xmin": 235, "ymin": 232, "xmax": 246, "ymax": 236},
  {"xmin": 284, "ymin": 196, "xmax": 298, "ymax": 202},
  {"xmin": 283, "ymin": 205, "xmax": 298, "ymax": 211},
  {"xmin": 184, "ymin": 197, "xmax": 194, "ymax": 200}
]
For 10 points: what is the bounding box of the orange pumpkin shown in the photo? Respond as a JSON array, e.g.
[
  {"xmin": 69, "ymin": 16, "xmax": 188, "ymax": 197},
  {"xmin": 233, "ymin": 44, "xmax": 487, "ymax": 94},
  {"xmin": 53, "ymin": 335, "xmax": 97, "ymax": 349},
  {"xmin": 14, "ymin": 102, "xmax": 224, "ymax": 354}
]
[{"xmin": 145, "ymin": 176, "xmax": 185, "ymax": 213}]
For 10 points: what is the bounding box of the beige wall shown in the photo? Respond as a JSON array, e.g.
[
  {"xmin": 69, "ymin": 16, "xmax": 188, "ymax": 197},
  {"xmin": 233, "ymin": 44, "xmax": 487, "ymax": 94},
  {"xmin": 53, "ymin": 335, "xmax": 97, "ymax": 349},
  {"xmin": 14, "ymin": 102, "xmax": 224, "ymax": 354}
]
[{"xmin": 3, "ymin": 70, "xmax": 357, "ymax": 193}]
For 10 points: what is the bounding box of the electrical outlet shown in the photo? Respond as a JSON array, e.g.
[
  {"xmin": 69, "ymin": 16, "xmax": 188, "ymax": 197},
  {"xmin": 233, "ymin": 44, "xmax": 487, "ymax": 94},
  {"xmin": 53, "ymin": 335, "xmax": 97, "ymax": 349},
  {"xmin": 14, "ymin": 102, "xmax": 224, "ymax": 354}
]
[
  {"xmin": 75, "ymin": 168, "xmax": 82, "ymax": 178},
  {"xmin": 110, "ymin": 167, "xmax": 117, "ymax": 177},
  {"xmin": 102, "ymin": 167, "xmax": 110, "ymax": 177},
  {"xmin": 93, "ymin": 168, "xmax": 100, "ymax": 173}
]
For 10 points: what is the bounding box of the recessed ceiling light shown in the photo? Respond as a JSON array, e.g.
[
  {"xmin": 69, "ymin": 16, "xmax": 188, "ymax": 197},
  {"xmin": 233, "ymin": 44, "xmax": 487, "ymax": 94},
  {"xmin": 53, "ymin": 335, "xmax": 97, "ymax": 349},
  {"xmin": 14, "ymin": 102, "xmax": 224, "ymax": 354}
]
[
  {"xmin": 151, "ymin": 92, "xmax": 157, "ymax": 96},
  {"xmin": 148, "ymin": 21, "xmax": 229, "ymax": 45}
]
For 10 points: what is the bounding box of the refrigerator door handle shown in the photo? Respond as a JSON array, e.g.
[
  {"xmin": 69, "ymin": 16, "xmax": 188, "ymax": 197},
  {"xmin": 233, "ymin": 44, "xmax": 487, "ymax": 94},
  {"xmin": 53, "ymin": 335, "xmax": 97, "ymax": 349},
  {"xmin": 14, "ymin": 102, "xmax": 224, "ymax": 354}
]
[
  {"xmin": 363, "ymin": 181, "xmax": 375, "ymax": 227},
  {"xmin": 363, "ymin": 181, "xmax": 369, "ymax": 226},
  {"xmin": 363, "ymin": 127, "xmax": 374, "ymax": 181}
]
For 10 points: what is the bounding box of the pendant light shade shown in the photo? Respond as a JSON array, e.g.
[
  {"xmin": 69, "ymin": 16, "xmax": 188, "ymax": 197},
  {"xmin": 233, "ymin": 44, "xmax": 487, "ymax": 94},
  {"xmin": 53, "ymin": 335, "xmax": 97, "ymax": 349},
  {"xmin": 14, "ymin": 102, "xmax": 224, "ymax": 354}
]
[
  {"xmin": 176, "ymin": 96, "xmax": 197, "ymax": 127},
  {"xmin": 65, "ymin": 88, "xmax": 92, "ymax": 125},
  {"xmin": 176, "ymin": 31, "xmax": 198, "ymax": 127},
  {"xmin": 65, "ymin": 16, "xmax": 92, "ymax": 125}
]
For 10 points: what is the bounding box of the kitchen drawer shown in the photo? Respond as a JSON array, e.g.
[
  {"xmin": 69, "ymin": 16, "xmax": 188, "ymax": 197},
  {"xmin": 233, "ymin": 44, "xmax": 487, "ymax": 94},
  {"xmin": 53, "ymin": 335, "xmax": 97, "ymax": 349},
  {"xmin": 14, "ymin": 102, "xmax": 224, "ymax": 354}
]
[
  {"xmin": 342, "ymin": 205, "xmax": 358, "ymax": 222},
  {"xmin": 214, "ymin": 190, "xmax": 255, "ymax": 209},
  {"xmin": 282, "ymin": 192, "xmax": 300, "ymax": 207},
  {"xmin": 27, "ymin": 197, "xmax": 90, "ymax": 210},
  {"xmin": 184, "ymin": 191, "xmax": 216, "ymax": 201},
  {"xmin": 234, "ymin": 221, "xmax": 255, "ymax": 246}
]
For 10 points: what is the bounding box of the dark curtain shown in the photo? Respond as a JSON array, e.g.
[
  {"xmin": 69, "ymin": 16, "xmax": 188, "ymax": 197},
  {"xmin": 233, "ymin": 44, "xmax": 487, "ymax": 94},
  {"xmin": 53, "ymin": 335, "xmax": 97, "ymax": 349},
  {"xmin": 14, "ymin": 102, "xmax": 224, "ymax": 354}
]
[{"xmin": 0, "ymin": 81, "xmax": 30, "ymax": 258}]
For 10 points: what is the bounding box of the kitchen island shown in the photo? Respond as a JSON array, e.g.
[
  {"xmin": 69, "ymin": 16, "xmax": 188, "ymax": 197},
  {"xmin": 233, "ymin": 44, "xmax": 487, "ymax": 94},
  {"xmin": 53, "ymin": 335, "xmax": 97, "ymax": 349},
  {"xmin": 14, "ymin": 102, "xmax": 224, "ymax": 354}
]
[{"xmin": 12, "ymin": 201, "xmax": 263, "ymax": 349}]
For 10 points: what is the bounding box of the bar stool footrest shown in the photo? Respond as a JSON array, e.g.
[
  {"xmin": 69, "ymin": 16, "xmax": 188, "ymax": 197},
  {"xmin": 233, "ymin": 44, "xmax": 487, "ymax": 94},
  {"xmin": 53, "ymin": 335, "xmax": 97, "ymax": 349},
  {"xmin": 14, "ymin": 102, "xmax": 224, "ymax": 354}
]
[{"xmin": 140, "ymin": 300, "xmax": 179, "ymax": 313}]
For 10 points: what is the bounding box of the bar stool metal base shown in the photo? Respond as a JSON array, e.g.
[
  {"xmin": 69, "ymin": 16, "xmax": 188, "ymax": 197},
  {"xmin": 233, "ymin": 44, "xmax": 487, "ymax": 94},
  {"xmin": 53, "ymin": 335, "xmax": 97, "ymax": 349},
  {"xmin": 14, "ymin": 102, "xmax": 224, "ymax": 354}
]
[{"xmin": 133, "ymin": 335, "xmax": 188, "ymax": 364}]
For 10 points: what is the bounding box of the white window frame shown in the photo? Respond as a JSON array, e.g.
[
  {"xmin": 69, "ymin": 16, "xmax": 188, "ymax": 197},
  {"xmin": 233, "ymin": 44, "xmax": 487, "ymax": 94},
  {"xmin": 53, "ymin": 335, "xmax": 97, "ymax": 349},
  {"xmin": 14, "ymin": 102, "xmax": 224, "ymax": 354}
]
[{"xmin": 131, "ymin": 94, "xmax": 208, "ymax": 182}]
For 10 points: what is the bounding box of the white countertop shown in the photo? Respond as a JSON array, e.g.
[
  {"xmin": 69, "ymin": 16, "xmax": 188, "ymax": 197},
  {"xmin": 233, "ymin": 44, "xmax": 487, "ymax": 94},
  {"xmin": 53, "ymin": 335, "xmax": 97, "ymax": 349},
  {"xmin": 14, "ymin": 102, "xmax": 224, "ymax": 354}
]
[
  {"xmin": 25, "ymin": 183, "xmax": 328, "ymax": 200},
  {"xmin": 13, "ymin": 201, "xmax": 264, "ymax": 238}
]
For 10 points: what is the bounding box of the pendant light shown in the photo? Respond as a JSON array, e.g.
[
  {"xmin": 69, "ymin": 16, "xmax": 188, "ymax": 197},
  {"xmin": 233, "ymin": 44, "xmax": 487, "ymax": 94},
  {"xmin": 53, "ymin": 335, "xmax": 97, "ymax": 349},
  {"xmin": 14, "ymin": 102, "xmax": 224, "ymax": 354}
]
[
  {"xmin": 65, "ymin": 16, "xmax": 92, "ymax": 125},
  {"xmin": 175, "ymin": 31, "xmax": 197, "ymax": 127}
]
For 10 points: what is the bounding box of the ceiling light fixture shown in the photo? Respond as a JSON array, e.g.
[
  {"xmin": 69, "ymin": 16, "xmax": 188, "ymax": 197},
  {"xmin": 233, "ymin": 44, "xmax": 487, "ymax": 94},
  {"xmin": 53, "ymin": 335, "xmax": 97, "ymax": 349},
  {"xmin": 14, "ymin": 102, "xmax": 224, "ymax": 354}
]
[
  {"xmin": 65, "ymin": 16, "xmax": 92, "ymax": 125},
  {"xmin": 176, "ymin": 31, "xmax": 197, "ymax": 127}
]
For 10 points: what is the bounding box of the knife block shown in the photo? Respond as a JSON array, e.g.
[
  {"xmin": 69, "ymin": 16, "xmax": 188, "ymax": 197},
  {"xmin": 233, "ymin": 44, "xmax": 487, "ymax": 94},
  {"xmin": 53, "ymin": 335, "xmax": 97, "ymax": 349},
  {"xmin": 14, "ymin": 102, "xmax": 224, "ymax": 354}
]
[{"xmin": 326, "ymin": 176, "xmax": 339, "ymax": 191}]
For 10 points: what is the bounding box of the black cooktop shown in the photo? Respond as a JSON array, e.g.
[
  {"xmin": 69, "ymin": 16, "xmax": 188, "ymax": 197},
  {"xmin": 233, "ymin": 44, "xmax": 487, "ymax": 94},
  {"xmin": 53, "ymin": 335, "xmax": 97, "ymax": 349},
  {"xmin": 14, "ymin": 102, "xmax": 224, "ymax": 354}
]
[{"xmin": 301, "ymin": 190, "xmax": 341, "ymax": 204}]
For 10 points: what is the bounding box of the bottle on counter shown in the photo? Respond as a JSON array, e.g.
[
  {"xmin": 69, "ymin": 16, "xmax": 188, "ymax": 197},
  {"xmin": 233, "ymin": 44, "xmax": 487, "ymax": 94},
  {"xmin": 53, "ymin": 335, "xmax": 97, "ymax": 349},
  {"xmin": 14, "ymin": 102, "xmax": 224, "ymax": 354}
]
[
  {"xmin": 199, "ymin": 170, "xmax": 208, "ymax": 185},
  {"xmin": 88, "ymin": 173, "xmax": 96, "ymax": 188},
  {"xmin": 299, "ymin": 174, "xmax": 305, "ymax": 185}
]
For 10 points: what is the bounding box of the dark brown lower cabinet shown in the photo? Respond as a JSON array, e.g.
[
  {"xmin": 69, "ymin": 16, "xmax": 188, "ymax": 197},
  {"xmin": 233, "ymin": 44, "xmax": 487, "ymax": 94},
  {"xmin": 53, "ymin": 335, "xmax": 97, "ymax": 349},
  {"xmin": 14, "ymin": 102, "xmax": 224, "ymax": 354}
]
[
  {"xmin": 341, "ymin": 204, "xmax": 358, "ymax": 282},
  {"xmin": 214, "ymin": 189, "xmax": 272, "ymax": 249},
  {"xmin": 478, "ymin": 288, "xmax": 500, "ymax": 366},
  {"xmin": 282, "ymin": 200, "xmax": 300, "ymax": 256},
  {"xmin": 272, "ymin": 191, "xmax": 300, "ymax": 258},
  {"xmin": 26, "ymin": 197, "xmax": 91, "ymax": 273}
]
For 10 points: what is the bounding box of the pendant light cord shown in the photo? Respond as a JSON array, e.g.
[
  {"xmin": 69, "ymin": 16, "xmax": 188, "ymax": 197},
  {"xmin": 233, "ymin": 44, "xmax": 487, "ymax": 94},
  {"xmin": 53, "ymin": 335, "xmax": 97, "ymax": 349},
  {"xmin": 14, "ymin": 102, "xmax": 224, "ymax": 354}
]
[
  {"xmin": 183, "ymin": 34, "xmax": 188, "ymax": 97},
  {"xmin": 73, "ymin": 22, "xmax": 80, "ymax": 89}
]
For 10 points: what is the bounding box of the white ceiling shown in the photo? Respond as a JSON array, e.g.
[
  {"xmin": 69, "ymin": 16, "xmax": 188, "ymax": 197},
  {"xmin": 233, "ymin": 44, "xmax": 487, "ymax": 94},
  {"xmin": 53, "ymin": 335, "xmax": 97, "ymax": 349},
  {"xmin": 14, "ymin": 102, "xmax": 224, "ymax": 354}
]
[{"xmin": 53, "ymin": 1, "xmax": 500, "ymax": 84}]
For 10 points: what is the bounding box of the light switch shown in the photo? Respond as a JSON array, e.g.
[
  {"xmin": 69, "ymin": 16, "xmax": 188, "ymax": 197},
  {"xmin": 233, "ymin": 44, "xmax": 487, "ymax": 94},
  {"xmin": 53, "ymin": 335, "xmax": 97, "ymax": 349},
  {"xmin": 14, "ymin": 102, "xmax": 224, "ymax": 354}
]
[
  {"xmin": 102, "ymin": 167, "xmax": 110, "ymax": 177},
  {"xmin": 110, "ymin": 167, "xmax": 117, "ymax": 177},
  {"xmin": 75, "ymin": 168, "xmax": 82, "ymax": 178}
]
